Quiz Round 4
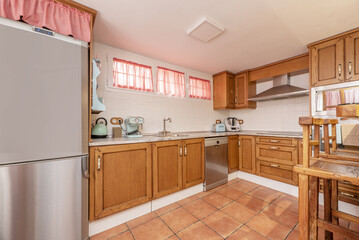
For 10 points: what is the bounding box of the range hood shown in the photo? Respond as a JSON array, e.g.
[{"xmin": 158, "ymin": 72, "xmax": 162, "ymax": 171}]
[{"xmin": 248, "ymin": 74, "xmax": 309, "ymax": 101}]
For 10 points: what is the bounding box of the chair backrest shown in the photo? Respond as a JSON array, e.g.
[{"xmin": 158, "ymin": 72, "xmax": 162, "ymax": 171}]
[{"xmin": 299, "ymin": 117, "xmax": 338, "ymax": 167}]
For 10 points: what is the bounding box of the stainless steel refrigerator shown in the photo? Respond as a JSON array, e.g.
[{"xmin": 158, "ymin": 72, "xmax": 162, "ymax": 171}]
[{"xmin": 0, "ymin": 17, "xmax": 89, "ymax": 240}]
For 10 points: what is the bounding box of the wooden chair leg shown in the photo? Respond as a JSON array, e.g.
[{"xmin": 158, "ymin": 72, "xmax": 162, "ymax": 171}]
[
  {"xmin": 323, "ymin": 179, "xmax": 333, "ymax": 240},
  {"xmin": 299, "ymin": 174, "xmax": 309, "ymax": 240},
  {"xmin": 331, "ymin": 180, "xmax": 339, "ymax": 225},
  {"xmin": 309, "ymin": 176, "xmax": 319, "ymax": 240}
]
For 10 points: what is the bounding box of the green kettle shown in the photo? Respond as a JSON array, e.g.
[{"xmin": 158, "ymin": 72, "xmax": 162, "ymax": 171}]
[{"xmin": 91, "ymin": 117, "xmax": 108, "ymax": 138}]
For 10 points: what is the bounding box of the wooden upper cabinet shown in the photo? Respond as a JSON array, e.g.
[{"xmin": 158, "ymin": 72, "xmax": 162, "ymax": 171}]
[
  {"xmin": 182, "ymin": 138, "xmax": 205, "ymax": 188},
  {"xmin": 310, "ymin": 37, "xmax": 345, "ymax": 86},
  {"xmin": 228, "ymin": 136, "xmax": 239, "ymax": 173},
  {"xmin": 213, "ymin": 71, "xmax": 235, "ymax": 109},
  {"xmin": 309, "ymin": 28, "xmax": 359, "ymax": 86},
  {"xmin": 235, "ymin": 72, "xmax": 256, "ymax": 109},
  {"xmin": 89, "ymin": 143, "xmax": 152, "ymax": 220},
  {"xmin": 152, "ymin": 140, "xmax": 183, "ymax": 199},
  {"xmin": 239, "ymin": 136, "xmax": 255, "ymax": 174},
  {"xmin": 213, "ymin": 71, "xmax": 256, "ymax": 110},
  {"xmin": 345, "ymin": 30, "xmax": 359, "ymax": 82}
]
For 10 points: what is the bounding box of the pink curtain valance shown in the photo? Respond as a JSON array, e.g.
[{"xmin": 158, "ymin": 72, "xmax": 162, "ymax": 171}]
[
  {"xmin": 189, "ymin": 76, "xmax": 211, "ymax": 100},
  {"xmin": 0, "ymin": 0, "xmax": 91, "ymax": 42}
]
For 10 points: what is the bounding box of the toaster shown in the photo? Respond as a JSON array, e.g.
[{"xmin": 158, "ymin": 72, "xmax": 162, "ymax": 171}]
[{"xmin": 212, "ymin": 123, "xmax": 226, "ymax": 132}]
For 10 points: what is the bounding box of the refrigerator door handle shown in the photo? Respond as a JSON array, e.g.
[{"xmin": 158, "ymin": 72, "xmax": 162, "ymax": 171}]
[{"xmin": 81, "ymin": 155, "xmax": 89, "ymax": 178}]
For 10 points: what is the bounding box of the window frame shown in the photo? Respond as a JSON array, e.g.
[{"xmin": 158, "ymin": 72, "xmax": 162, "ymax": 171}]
[
  {"xmin": 189, "ymin": 76, "xmax": 212, "ymax": 100},
  {"xmin": 112, "ymin": 58, "xmax": 154, "ymax": 92}
]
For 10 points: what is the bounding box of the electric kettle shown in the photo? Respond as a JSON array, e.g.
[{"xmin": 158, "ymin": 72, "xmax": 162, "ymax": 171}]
[{"xmin": 91, "ymin": 117, "xmax": 108, "ymax": 138}]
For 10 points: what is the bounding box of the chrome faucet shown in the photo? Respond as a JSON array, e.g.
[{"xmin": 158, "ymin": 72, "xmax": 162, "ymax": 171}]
[{"xmin": 159, "ymin": 117, "xmax": 172, "ymax": 136}]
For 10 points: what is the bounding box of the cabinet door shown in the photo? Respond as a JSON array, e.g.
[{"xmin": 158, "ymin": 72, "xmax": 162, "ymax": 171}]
[
  {"xmin": 235, "ymin": 74, "xmax": 246, "ymax": 107},
  {"xmin": 152, "ymin": 141, "xmax": 183, "ymax": 198},
  {"xmin": 256, "ymin": 161, "xmax": 297, "ymax": 185},
  {"xmin": 90, "ymin": 143, "xmax": 152, "ymax": 220},
  {"xmin": 345, "ymin": 30, "xmax": 359, "ymax": 82},
  {"xmin": 310, "ymin": 37, "xmax": 345, "ymax": 86},
  {"xmin": 182, "ymin": 138, "xmax": 205, "ymax": 188},
  {"xmin": 228, "ymin": 136, "xmax": 239, "ymax": 173},
  {"xmin": 227, "ymin": 74, "xmax": 235, "ymax": 108},
  {"xmin": 239, "ymin": 136, "xmax": 255, "ymax": 174}
]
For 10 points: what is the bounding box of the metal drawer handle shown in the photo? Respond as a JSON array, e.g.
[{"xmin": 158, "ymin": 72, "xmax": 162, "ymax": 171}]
[
  {"xmin": 338, "ymin": 64, "xmax": 342, "ymax": 76},
  {"xmin": 184, "ymin": 146, "xmax": 187, "ymax": 156},
  {"xmin": 340, "ymin": 192, "xmax": 356, "ymax": 198},
  {"xmin": 180, "ymin": 147, "xmax": 183, "ymax": 156},
  {"xmin": 269, "ymin": 147, "xmax": 280, "ymax": 150},
  {"xmin": 348, "ymin": 62, "xmax": 352, "ymax": 75},
  {"xmin": 97, "ymin": 155, "xmax": 101, "ymax": 170},
  {"xmin": 270, "ymin": 140, "xmax": 279, "ymax": 143},
  {"xmin": 270, "ymin": 164, "xmax": 280, "ymax": 168}
]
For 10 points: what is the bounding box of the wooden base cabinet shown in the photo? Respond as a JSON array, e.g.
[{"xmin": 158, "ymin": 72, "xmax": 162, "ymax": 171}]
[
  {"xmin": 152, "ymin": 140, "xmax": 183, "ymax": 199},
  {"xmin": 153, "ymin": 138, "xmax": 205, "ymax": 199},
  {"xmin": 228, "ymin": 136, "xmax": 239, "ymax": 173},
  {"xmin": 239, "ymin": 136, "xmax": 256, "ymax": 174},
  {"xmin": 89, "ymin": 143, "xmax": 152, "ymax": 220},
  {"xmin": 256, "ymin": 160, "xmax": 298, "ymax": 185},
  {"xmin": 182, "ymin": 138, "xmax": 205, "ymax": 188}
]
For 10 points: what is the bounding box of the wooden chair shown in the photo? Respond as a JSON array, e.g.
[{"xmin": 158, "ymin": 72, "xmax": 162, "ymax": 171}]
[{"xmin": 295, "ymin": 116, "xmax": 359, "ymax": 240}]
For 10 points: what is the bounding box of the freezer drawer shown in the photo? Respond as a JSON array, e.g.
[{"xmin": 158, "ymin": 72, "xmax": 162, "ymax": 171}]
[{"xmin": 0, "ymin": 157, "xmax": 88, "ymax": 240}]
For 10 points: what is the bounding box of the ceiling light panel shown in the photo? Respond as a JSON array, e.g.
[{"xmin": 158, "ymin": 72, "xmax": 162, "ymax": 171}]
[{"xmin": 187, "ymin": 17, "xmax": 224, "ymax": 43}]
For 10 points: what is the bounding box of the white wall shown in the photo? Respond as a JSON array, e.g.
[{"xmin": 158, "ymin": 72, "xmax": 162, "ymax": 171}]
[
  {"xmin": 92, "ymin": 42, "xmax": 229, "ymax": 135},
  {"xmin": 230, "ymin": 73, "xmax": 310, "ymax": 131}
]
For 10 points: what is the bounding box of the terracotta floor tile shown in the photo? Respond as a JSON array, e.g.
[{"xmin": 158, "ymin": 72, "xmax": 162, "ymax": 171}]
[
  {"xmin": 286, "ymin": 229, "xmax": 299, "ymax": 240},
  {"xmin": 154, "ymin": 202, "xmax": 181, "ymax": 216},
  {"xmin": 183, "ymin": 199, "xmax": 217, "ymax": 219},
  {"xmin": 126, "ymin": 212, "xmax": 157, "ymax": 229},
  {"xmin": 110, "ymin": 231, "xmax": 134, "ymax": 240},
  {"xmin": 271, "ymin": 194, "xmax": 299, "ymax": 214},
  {"xmin": 216, "ymin": 187, "xmax": 246, "ymax": 200},
  {"xmin": 195, "ymin": 188, "xmax": 218, "ymax": 198},
  {"xmin": 247, "ymin": 213, "xmax": 292, "ymax": 240},
  {"xmin": 236, "ymin": 194, "xmax": 269, "ymax": 212},
  {"xmin": 177, "ymin": 195, "xmax": 199, "ymax": 206},
  {"xmin": 130, "ymin": 217, "xmax": 173, "ymax": 240},
  {"xmin": 91, "ymin": 223, "xmax": 128, "ymax": 240},
  {"xmin": 202, "ymin": 210, "xmax": 243, "ymax": 238},
  {"xmin": 167, "ymin": 235, "xmax": 180, "ymax": 240},
  {"xmin": 261, "ymin": 204, "xmax": 298, "ymax": 229},
  {"xmin": 177, "ymin": 221, "xmax": 222, "ymax": 240},
  {"xmin": 227, "ymin": 226, "xmax": 268, "ymax": 240},
  {"xmin": 226, "ymin": 178, "xmax": 240, "ymax": 186},
  {"xmin": 221, "ymin": 201, "xmax": 257, "ymax": 223},
  {"xmin": 248, "ymin": 186, "xmax": 283, "ymax": 202},
  {"xmin": 160, "ymin": 207, "xmax": 198, "ymax": 232},
  {"xmin": 230, "ymin": 180, "xmax": 259, "ymax": 193},
  {"xmin": 202, "ymin": 192, "xmax": 233, "ymax": 209}
]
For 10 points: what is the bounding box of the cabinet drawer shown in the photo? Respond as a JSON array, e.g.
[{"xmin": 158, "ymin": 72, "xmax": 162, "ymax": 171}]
[
  {"xmin": 319, "ymin": 180, "xmax": 359, "ymax": 206},
  {"xmin": 256, "ymin": 144, "xmax": 298, "ymax": 165},
  {"xmin": 256, "ymin": 137, "xmax": 297, "ymax": 147},
  {"xmin": 256, "ymin": 161, "xmax": 297, "ymax": 185}
]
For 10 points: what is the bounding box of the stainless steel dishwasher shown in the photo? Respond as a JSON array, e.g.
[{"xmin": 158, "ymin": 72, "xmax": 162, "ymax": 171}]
[{"xmin": 204, "ymin": 137, "xmax": 228, "ymax": 191}]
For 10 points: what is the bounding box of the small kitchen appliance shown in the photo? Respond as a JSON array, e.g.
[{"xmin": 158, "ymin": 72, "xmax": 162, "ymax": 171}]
[
  {"xmin": 212, "ymin": 120, "xmax": 226, "ymax": 132},
  {"xmin": 91, "ymin": 117, "xmax": 108, "ymax": 138},
  {"xmin": 225, "ymin": 117, "xmax": 243, "ymax": 132},
  {"xmin": 124, "ymin": 117, "xmax": 144, "ymax": 138}
]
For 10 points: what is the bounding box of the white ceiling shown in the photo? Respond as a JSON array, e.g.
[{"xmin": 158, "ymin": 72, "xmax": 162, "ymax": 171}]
[{"xmin": 77, "ymin": 0, "xmax": 359, "ymax": 74}]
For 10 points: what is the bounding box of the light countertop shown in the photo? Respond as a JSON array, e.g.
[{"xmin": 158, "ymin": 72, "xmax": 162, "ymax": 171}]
[{"xmin": 89, "ymin": 130, "xmax": 303, "ymax": 146}]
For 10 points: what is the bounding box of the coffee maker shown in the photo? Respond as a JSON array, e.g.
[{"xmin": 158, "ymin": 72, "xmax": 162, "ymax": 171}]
[
  {"xmin": 124, "ymin": 117, "xmax": 144, "ymax": 138},
  {"xmin": 225, "ymin": 117, "xmax": 243, "ymax": 132}
]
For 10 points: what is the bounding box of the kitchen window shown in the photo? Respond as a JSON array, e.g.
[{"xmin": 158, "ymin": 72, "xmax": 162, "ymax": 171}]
[
  {"xmin": 157, "ymin": 67, "xmax": 185, "ymax": 97},
  {"xmin": 189, "ymin": 76, "xmax": 211, "ymax": 100},
  {"xmin": 113, "ymin": 58, "xmax": 153, "ymax": 92}
]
